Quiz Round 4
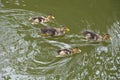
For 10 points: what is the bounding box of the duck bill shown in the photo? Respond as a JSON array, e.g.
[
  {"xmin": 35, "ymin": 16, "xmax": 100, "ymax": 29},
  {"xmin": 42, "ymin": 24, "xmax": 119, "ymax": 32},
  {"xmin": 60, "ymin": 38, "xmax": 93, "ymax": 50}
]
[
  {"xmin": 66, "ymin": 28, "xmax": 70, "ymax": 32},
  {"xmin": 79, "ymin": 49, "xmax": 81, "ymax": 52},
  {"xmin": 52, "ymin": 16, "xmax": 55, "ymax": 19}
]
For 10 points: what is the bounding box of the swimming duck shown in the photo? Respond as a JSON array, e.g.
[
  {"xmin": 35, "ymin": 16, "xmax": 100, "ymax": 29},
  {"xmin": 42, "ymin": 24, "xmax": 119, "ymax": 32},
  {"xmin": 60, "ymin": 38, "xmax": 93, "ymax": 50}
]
[
  {"xmin": 82, "ymin": 30, "xmax": 112, "ymax": 42},
  {"xmin": 29, "ymin": 14, "xmax": 55, "ymax": 24},
  {"xmin": 40, "ymin": 27, "xmax": 70, "ymax": 36},
  {"xmin": 56, "ymin": 47, "xmax": 81, "ymax": 57}
]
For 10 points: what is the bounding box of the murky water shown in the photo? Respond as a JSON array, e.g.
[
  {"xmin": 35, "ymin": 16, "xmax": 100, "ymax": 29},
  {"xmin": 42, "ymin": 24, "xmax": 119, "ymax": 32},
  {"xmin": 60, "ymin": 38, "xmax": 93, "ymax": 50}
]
[{"xmin": 0, "ymin": 0, "xmax": 120, "ymax": 80}]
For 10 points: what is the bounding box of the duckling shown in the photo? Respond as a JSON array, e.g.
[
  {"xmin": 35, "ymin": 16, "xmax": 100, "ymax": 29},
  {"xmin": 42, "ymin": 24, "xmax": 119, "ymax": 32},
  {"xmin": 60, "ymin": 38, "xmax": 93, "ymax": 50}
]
[
  {"xmin": 56, "ymin": 47, "xmax": 81, "ymax": 57},
  {"xmin": 40, "ymin": 27, "xmax": 70, "ymax": 36},
  {"xmin": 82, "ymin": 30, "xmax": 112, "ymax": 42},
  {"xmin": 29, "ymin": 14, "xmax": 55, "ymax": 24}
]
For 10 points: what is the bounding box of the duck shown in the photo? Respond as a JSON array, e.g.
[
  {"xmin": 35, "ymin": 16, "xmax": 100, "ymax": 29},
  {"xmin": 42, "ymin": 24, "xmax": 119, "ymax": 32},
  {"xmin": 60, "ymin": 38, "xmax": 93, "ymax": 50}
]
[
  {"xmin": 29, "ymin": 14, "xmax": 55, "ymax": 24},
  {"xmin": 82, "ymin": 30, "xmax": 112, "ymax": 42},
  {"xmin": 56, "ymin": 47, "xmax": 81, "ymax": 57},
  {"xmin": 40, "ymin": 27, "xmax": 70, "ymax": 37}
]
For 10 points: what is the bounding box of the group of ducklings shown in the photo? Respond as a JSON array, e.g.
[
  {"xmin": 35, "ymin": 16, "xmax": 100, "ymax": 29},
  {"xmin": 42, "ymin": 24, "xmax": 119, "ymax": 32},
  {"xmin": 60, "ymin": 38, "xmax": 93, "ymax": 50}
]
[{"xmin": 29, "ymin": 14, "xmax": 112, "ymax": 57}]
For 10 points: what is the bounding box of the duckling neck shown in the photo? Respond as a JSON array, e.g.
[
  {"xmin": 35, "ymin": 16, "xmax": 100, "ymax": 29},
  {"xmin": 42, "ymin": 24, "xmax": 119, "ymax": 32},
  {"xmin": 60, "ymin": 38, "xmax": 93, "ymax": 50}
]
[
  {"xmin": 46, "ymin": 16, "xmax": 51, "ymax": 19},
  {"xmin": 43, "ymin": 18, "xmax": 49, "ymax": 22},
  {"xmin": 54, "ymin": 28, "xmax": 65, "ymax": 36},
  {"xmin": 71, "ymin": 50, "xmax": 76, "ymax": 54},
  {"xmin": 97, "ymin": 36, "xmax": 104, "ymax": 41}
]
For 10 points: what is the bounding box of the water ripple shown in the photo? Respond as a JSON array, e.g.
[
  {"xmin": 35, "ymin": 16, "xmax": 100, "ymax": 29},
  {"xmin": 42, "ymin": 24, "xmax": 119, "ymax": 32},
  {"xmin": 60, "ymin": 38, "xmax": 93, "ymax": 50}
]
[{"xmin": 0, "ymin": 8, "xmax": 120, "ymax": 80}]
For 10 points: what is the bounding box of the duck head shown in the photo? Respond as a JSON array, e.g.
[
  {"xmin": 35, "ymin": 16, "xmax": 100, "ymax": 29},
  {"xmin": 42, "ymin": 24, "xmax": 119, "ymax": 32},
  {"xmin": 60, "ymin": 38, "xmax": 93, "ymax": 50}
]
[
  {"xmin": 102, "ymin": 34, "xmax": 112, "ymax": 40},
  {"xmin": 42, "ymin": 14, "xmax": 55, "ymax": 23},
  {"xmin": 46, "ymin": 14, "xmax": 55, "ymax": 20},
  {"xmin": 71, "ymin": 47, "xmax": 81, "ymax": 54},
  {"xmin": 60, "ymin": 27, "xmax": 70, "ymax": 32}
]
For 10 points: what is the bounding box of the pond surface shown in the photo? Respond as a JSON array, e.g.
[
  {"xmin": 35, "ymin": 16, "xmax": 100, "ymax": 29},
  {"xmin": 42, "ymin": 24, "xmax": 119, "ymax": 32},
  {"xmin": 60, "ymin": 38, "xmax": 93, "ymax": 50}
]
[{"xmin": 0, "ymin": 0, "xmax": 120, "ymax": 80}]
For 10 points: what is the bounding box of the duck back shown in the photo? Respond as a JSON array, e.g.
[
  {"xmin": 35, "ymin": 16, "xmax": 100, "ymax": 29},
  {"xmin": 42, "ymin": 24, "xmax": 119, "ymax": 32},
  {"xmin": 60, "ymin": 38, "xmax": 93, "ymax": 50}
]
[
  {"xmin": 83, "ymin": 31, "xmax": 99, "ymax": 40},
  {"xmin": 57, "ymin": 49, "xmax": 71, "ymax": 55},
  {"xmin": 40, "ymin": 28, "xmax": 57, "ymax": 36}
]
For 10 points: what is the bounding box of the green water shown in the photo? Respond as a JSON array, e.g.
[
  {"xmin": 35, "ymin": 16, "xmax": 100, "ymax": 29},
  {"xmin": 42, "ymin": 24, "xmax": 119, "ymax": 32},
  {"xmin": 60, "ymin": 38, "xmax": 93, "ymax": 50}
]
[{"xmin": 0, "ymin": 0, "xmax": 120, "ymax": 80}]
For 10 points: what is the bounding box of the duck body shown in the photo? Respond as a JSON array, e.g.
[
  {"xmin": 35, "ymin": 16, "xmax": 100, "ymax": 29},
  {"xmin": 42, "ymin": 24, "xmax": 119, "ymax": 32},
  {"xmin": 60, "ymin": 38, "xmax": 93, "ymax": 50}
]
[
  {"xmin": 56, "ymin": 47, "xmax": 81, "ymax": 57},
  {"xmin": 82, "ymin": 30, "xmax": 100, "ymax": 40},
  {"xmin": 29, "ymin": 15, "xmax": 55, "ymax": 24},
  {"xmin": 57, "ymin": 49, "xmax": 71, "ymax": 55},
  {"xmin": 40, "ymin": 28, "xmax": 57, "ymax": 36},
  {"xmin": 82, "ymin": 30, "xmax": 111, "ymax": 42},
  {"xmin": 40, "ymin": 27, "xmax": 70, "ymax": 36}
]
